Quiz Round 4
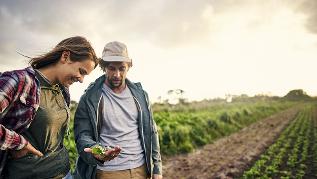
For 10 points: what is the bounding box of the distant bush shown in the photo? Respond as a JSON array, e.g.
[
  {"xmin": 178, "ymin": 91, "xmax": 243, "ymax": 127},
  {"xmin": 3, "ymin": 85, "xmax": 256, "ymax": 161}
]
[
  {"xmin": 243, "ymin": 109, "xmax": 250, "ymax": 116},
  {"xmin": 220, "ymin": 112, "xmax": 232, "ymax": 123},
  {"xmin": 283, "ymin": 89, "xmax": 312, "ymax": 101},
  {"xmin": 207, "ymin": 119, "xmax": 218, "ymax": 129},
  {"xmin": 233, "ymin": 112, "xmax": 241, "ymax": 119}
]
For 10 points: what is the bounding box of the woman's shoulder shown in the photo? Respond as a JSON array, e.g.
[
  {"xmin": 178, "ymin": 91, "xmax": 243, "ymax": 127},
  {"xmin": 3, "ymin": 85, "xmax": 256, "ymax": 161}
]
[
  {"xmin": 0, "ymin": 67, "xmax": 38, "ymax": 88},
  {"xmin": 1, "ymin": 66, "xmax": 35, "ymax": 78}
]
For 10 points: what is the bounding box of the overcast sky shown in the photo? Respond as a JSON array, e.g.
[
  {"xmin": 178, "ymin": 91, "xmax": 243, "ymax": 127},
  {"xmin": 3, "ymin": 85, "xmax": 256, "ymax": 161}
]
[{"xmin": 1, "ymin": 0, "xmax": 317, "ymax": 102}]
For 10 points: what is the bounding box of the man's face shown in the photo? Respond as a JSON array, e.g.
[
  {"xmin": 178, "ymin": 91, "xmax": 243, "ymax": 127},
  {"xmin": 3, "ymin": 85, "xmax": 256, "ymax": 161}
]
[{"xmin": 105, "ymin": 62, "xmax": 129, "ymax": 89}]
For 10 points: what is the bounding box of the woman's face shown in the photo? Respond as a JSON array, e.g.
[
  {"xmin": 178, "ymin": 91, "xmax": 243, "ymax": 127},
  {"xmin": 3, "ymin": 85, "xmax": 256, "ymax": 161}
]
[{"xmin": 58, "ymin": 58, "xmax": 95, "ymax": 87}]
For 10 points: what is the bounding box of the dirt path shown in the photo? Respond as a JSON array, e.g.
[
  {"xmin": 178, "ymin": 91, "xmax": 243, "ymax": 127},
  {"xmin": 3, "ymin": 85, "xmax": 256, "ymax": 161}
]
[{"xmin": 163, "ymin": 107, "xmax": 300, "ymax": 179}]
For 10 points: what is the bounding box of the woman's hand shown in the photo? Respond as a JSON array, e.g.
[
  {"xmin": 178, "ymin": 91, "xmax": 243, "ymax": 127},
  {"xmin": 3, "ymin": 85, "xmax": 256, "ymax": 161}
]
[{"xmin": 10, "ymin": 142, "xmax": 43, "ymax": 159}]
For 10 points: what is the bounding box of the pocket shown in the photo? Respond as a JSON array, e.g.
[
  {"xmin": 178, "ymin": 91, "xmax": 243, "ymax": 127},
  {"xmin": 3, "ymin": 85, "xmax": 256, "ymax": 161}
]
[
  {"xmin": 5, "ymin": 153, "xmax": 39, "ymax": 178},
  {"xmin": 10, "ymin": 152, "xmax": 39, "ymax": 162},
  {"xmin": 8, "ymin": 152, "xmax": 39, "ymax": 166},
  {"xmin": 6, "ymin": 148, "xmax": 70, "ymax": 178},
  {"xmin": 34, "ymin": 147, "xmax": 70, "ymax": 177}
]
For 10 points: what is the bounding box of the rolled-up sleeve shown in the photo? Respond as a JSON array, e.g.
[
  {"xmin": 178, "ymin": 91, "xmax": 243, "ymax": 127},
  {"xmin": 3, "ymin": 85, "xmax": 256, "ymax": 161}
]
[
  {"xmin": 0, "ymin": 73, "xmax": 18, "ymax": 114},
  {"xmin": 0, "ymin": 72, "xmax": 28, "ymax": 150},
  {"xmin": 0, "ymin": 125, "xmax": 28, "ymax": 150}
]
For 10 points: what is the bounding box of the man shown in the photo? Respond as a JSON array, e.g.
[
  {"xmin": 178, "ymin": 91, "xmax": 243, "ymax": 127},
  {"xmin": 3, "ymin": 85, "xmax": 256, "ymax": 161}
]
[{"xmin": 74, "ymin": 41, "xmax": 163, "ymax": 179}]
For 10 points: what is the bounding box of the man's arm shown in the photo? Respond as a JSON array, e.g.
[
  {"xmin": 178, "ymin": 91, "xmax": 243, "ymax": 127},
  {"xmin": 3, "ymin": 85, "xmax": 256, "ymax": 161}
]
[
  {"xmin": 145, "ymin": 90, "xmax": 163, "ymax": 177},
  {"xmin": 74, "ymin": 96, "xmax": 104, "ymax": 166},
  {"xmin": 152, "ymin": 121, "xmax": 163, "ymax": 177}
]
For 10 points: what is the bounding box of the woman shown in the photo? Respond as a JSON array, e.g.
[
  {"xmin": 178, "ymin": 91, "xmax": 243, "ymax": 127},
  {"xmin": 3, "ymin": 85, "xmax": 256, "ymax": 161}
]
[{"xmin": 0, "ymin": 36, "xmax": 99, "ymax": 178}]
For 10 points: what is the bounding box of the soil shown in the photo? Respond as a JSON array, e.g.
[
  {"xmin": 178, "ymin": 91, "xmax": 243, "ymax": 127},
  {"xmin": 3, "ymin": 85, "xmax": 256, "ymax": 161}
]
[{"xmin": 163, "ymin": 107, "xmax": 300, "ymax": 179}]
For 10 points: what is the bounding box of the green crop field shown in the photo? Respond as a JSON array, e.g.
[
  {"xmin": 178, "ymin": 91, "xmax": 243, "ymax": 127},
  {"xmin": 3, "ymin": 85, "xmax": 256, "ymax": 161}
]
[
  {"xmin": 64, "ymin": 97, "xmax": 296, "ymax": 171},
  {"xmin": 242, "ymin": 104, "xmax": 317, "ymax": 178}
]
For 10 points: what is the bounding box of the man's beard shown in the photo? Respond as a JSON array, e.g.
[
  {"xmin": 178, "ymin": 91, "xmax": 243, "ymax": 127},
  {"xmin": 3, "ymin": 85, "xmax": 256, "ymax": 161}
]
[{"xmin": 108, "ymin": 78, "xmax": 123, "ymax": 89}]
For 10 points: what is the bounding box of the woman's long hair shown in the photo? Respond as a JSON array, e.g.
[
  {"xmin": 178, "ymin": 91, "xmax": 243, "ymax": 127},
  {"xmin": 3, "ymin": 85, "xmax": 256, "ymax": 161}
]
[{"xmin": 29, "ymin": 36, "xmax": 99, "ymax": 69}]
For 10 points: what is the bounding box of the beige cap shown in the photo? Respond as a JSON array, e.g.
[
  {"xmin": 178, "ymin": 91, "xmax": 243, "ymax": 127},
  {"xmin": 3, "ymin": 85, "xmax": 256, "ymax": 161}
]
[{"xmin": 101, "ymin": 41, "xmax": 132, "ymax": 62}]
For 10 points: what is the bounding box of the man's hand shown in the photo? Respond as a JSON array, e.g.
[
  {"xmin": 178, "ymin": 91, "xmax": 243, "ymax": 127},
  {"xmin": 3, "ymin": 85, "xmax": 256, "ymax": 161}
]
[
  {"xmin": 84, "ymin": 145, "xmax": 121, "ymax": 162},
  {"xmin": 153, "ymin": 174, "xmax": 163, "ymax": 179},
  {"xmin": 10, "ymin": 142, "xmax": 43, "ymax": 159}
]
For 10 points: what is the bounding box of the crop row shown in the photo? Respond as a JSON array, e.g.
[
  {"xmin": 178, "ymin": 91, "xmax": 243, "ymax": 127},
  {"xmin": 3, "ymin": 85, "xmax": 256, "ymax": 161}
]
[
  {"xmin": 242, "ymin": 104, "xmax": 317, "ymax": 178},
  {"xmin": 154, "ymin": 101, "xmax": 294, "ymax": 155}
]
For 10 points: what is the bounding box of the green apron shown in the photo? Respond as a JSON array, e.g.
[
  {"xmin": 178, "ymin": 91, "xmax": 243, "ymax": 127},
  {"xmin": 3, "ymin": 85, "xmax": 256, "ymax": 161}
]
[{"xmin": 5, "ymin": 71, "xmax": 70, "ymax": 179}]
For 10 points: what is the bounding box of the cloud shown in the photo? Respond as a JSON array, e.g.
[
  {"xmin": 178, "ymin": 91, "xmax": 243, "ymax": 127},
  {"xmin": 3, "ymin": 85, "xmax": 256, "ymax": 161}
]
[
  {"xmin": 1, "ymin": 0, "xmax": 317, "ymax": 101},
  {"xmin": 294, "ymin": 0, "xmax": 317, "ymax": 34},
  {"xmin": 0, "ymin": 0, "xmax": 104, "ymax": 66},
  {"xmin": 87, "ymin": 0, "xmax": 214, "ymax": 48},
  {"xmin": 0, "ymin": 0, "xmax": 215, "ymax": 61},
  {"xmin": 1, "ymin": 0, "xmax": 316, "ymax": 66},
  {"xmin": 2, "ymin": 0, "xmax": 315, "ymax": 50}
]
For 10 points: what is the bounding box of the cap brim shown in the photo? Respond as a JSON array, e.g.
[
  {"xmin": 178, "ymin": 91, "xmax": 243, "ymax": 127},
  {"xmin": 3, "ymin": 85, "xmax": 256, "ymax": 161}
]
[{"xmin": 102, "ymin": 56, "xmax": 132, "ymax": 62}]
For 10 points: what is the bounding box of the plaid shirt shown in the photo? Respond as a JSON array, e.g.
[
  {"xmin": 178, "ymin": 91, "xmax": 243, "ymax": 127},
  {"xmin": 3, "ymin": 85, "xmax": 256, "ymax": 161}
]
[{"xmin": 0, "ymin": 67, "xmax": 40, "ymax": 150}]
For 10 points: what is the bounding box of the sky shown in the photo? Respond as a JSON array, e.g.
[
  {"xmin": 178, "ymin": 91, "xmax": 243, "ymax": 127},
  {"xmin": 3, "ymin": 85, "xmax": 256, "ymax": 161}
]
[{"xmin": 0, "ymin": 0, "xmax": 317, "ymax": 102}]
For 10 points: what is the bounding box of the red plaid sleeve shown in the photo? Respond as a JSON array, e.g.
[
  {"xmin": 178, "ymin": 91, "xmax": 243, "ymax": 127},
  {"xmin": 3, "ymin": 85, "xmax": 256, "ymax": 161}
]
[
  {"xmin": 0, "ymin": 72, "xmax": 18, "ymax": 114},
  {"xmin": 0, "ymin": 72, "xmax": 27, "ymax": 150},
  {"xmin": 0, "ymin": 125, "xmax": 28, "ymax": 150}
]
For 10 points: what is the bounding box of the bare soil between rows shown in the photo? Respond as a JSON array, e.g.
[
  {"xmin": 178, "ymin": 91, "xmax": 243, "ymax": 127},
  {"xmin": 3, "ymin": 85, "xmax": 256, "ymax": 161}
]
[{"xmin": 163, "ymin": 107, "xmax": 300, "ymax": 179}]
